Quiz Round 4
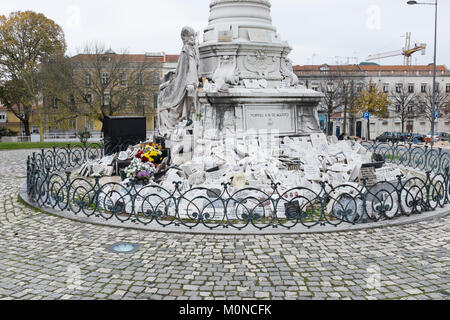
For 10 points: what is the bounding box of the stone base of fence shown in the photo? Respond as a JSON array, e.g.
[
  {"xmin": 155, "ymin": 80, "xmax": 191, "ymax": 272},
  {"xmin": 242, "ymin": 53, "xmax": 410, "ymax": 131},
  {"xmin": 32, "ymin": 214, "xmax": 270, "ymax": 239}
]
[{"xmin": 19, "ymin": 183, "xmax": 450, "ymax": 235}]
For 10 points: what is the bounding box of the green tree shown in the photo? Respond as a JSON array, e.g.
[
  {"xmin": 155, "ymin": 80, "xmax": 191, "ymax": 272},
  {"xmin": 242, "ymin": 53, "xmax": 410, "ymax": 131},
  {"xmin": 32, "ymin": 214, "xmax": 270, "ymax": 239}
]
[
  {"xmin": 0, "ymin": 11, "xmax": 66, "ymax": 140},
  {"xmin": 352, "ymin": 84, "xmax": 391, "ymax": 141}
]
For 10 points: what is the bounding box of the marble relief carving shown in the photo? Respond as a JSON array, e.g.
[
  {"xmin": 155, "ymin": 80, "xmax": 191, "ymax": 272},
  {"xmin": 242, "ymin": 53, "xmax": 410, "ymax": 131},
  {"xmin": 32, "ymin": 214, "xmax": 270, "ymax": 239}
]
[{"xmin": 243, "ymin": 50, "xmax": 277, "ymax": 78}]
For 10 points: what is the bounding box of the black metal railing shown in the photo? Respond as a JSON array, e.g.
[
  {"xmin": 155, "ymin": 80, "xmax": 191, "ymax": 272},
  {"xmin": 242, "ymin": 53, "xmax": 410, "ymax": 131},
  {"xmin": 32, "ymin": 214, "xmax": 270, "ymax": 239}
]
[
  {"xmin": 25, "ymin": 142, "xmax": 450, "ymax": 231},
  {"xmin": 362, "ymin": 142, "xmax": 450, "ymax": 174}
]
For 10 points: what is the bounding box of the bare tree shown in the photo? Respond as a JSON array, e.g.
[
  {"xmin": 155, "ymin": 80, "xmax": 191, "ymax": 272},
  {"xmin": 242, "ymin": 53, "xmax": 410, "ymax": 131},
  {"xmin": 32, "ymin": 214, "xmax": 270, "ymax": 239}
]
[
  {"xmin": 40, "ymin": 54, "xmax": 81, "ymax": 132},
  {"xmin": 69, "ymin": 44, "xmax": 161, "ymax": 127},
  {"xmin": 390, "ymin": 82, "xmax": 418, "ymax": 133},
  {"xmin": 320, "ymin": 76, "xmax": 342, "ymax": 136},
  {"xmin": 417, "ymin": 87, "xmax": 450, "ymax": 126},
  {"xmin": 340, "ymin": 79, "xmax": 361, "ymax": 136}
]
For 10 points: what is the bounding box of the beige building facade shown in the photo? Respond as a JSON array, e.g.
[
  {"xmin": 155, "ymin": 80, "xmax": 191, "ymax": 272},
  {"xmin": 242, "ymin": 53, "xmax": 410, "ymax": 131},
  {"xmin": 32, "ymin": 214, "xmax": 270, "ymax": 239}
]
[
  {"xmin": 45, "ymin": 52, "xmax": 179, "ymax": 136},
  {"xmin": 294, "ymin": 64, "xmax": 450, "ymax": 139}
]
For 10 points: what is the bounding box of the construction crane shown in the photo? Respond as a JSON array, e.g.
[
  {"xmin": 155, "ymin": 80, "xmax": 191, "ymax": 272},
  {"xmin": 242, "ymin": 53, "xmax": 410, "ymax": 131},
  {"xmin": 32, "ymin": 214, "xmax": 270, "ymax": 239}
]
[{"xmin": 366, "ymin": 32, "xmax": 426, "ymax": 66}]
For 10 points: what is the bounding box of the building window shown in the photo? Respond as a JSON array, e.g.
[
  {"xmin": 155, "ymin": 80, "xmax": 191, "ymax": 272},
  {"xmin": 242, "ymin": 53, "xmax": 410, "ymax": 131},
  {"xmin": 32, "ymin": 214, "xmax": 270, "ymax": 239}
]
[
  {"xmin": 153, "ymin": 94, "xmax": 158, "ymax": 109},
  {"xmin": 152, "ymin": 73, "xmax": 160, "ymax": 86},
  {"xmin": 136, "ymin": 94, "xmax": 146, "ymax": 109},
  {"xmin": 85, "ymin": 117, "xmax": 93, "ymax": 130},
  {"xmin": 446, "ymin": 84, "xmax": 450, "ymax": 93},
  {"xmin": 51, "ymin": 97, "xmax": 58, "ymax": 109},
  {"xmin": 421, "ymin": 83, "xmax": 427, "ymax": 93},
  {"xmin": 136, "ymin": 73, "xmax": 144, "ymax": 86},
  {"xmin": 68, "ymin": 119, "xmax": 77, "ymax": 130},
  {"xmin": 102, "ymin": 73, "xmax": 109, "ymax": 85},
  {"xmin": 68, "ymin": 94, "xmax": 76, "ymax": 107},
  {"xmin": 357, "ymin": 84, "xmax": 363, "ymax": 93},
  {"xmin": 395, "ymin": 83, "xmax": 403, "ymax": 93},
  {"xmin": 85, "ymin": 93, "xmax": 93, "ymax": 105},
  {"xmin": 119, "ymin": 73, "xmax": 126, "ymax": 86},
  {"xmin": 103, "ymin": 93, "xmax": 110, "ymax": 106},
  {"xmin": 383, "ymin": 83, "xmax": 389, "ymax": 93},
  {"xmin": 85, "ymin": 74, "xmax": 92, "ymax": 86},
  {"xmin": 312, "ymin": 86, "xmax": 319, "ymax": 91},
  {"xmin": 326, "ymin": 83, "xmax": 334, "ymax": 93},
  {"xmin": 408, "ymin": 84, "xmax": 415, "ymax": 93}
]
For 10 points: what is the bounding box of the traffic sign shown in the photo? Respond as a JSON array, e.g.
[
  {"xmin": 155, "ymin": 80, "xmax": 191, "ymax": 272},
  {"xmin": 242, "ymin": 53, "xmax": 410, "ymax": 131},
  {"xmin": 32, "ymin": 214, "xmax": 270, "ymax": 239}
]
[
  {"xmin": 363, "ymin": 112, "xmax": 370, "ymax": 120},
  {"xmin": 435, "ymin": 110, "xmax": 439, "ymax": 119}
]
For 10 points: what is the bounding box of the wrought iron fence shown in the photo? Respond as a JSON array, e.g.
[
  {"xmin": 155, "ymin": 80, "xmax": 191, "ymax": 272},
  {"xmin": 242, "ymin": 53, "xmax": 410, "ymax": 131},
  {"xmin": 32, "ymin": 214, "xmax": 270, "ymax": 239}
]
[
  {"xmin": 362, "ymin": 142, "xmax": 450, "ymax": 175},
  {"xmin": 25, "ymin": 142, "xmax": 450, "ymax": 231}
]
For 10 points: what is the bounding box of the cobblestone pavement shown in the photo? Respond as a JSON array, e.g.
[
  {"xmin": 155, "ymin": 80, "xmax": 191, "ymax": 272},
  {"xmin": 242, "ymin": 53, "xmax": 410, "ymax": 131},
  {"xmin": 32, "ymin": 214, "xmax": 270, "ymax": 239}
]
[{"xmin": 0, "ymin": 150, "xmax": 449, "ymax": 300}]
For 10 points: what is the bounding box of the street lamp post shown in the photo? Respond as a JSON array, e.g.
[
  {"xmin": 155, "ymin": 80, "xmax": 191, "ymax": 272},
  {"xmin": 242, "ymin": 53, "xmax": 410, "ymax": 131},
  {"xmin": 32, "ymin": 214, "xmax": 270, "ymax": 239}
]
[{"xmin": 407, "ymin": 0, "xmax": 438, "ymax": 147}]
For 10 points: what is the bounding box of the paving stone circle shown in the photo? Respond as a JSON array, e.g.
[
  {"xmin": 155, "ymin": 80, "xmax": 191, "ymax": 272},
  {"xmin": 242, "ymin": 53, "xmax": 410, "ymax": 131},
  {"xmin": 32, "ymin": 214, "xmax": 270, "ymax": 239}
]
[{"xmin": 0, "ymin": 150, "xmax": 449, "ymax": 300}]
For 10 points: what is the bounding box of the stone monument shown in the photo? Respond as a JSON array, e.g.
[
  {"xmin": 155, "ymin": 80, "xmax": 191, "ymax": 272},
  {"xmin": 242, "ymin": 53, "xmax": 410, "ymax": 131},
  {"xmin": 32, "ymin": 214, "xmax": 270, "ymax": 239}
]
[
  {"xmin": 158, "ymin": 0, "xmax": 324, "ymax": 163},
  {"xmin": 195, "ymin": 0, "xmax": 323, "ymax": 138}
]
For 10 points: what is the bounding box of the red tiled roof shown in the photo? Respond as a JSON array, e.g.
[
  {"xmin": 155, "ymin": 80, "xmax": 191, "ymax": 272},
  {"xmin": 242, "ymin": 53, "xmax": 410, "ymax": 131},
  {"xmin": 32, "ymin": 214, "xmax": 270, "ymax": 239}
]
[
  {"xmin": 294, "ymin": 64, "xmax": 448, "ymax": 72},
  {"xmin": 294, "ymin": 65, "xmax": 362, "ymax": 72},
  {"xmin": 164, "ymin": 55, "xmax": 179, "ymax": 63},
  {"xmin": 71, "ymin": 53, "xmax": 179, "ymax": 63}
]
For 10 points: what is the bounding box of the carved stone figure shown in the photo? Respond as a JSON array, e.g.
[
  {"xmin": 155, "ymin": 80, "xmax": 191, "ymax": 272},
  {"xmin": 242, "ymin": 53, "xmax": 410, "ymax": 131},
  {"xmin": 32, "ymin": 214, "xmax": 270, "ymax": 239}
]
[
  {"xmin": 158, "ymin": 26, "xmax": 200, "ymax": 137},
  {"xmin": 280, "ymin": 57, "xmax": 299, "ymax": 86},
  {"xmin": 212, "ymin": 55, "xmax": 239, "ymax": 88}
]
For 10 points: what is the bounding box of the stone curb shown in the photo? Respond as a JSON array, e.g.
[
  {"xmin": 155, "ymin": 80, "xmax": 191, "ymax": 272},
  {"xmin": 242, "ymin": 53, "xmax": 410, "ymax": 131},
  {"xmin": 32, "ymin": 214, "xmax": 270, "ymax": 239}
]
[{"xmin": 19, "ymin": 183, "xmax": 450, "ymax": 235}]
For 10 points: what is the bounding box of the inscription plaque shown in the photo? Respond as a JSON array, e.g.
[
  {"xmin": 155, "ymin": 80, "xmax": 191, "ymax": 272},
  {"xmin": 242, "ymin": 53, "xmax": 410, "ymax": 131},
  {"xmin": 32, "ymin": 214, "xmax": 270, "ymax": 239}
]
[
  {"xmin": 245, "ymin": 105, "xmax": 296, "ymax": 134},
  {"xmin": 218, "ymin": 30, "xmax": 232, "ymax": 42},
  {"xmin": 248, "ymin": 29, "xmax": 270, "ymax": 43},
  {"xmin": 359, "ymin": 167, "xmax": 378, "ymax": 187}
]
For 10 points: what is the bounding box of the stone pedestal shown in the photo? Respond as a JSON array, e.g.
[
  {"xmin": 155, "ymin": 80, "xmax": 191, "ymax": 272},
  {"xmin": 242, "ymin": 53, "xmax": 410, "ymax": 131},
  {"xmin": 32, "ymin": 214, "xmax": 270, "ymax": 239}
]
[
  {"xmin": 194, "ymin": 0, "xmax": 324, "ymax": 141},
  {"xmin": 196, "ymin": 88, "xmax": 322, "ymax": 138}
]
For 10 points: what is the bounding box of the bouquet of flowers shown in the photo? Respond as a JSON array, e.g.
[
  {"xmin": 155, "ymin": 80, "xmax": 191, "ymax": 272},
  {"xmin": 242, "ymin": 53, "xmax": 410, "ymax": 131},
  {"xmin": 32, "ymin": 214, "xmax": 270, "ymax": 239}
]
[
  {"xmin": 124, "ymin": 158, "xmax": 155, "ymax": 184},
  {"xmin": 135, "ymin": 142, "xmax": 164, "ymax": 164}
]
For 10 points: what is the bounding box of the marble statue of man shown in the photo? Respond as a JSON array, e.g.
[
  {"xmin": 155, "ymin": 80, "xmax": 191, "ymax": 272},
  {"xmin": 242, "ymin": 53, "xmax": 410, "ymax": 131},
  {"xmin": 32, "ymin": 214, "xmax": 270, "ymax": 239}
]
[{"xmin": 158, "ymin": 26, "xmax": 200, "ymax": 138}]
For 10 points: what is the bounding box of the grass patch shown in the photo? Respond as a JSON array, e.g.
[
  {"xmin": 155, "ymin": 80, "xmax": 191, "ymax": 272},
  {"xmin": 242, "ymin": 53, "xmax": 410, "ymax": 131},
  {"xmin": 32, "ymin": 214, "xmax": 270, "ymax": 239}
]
[{"xmin": 0, "ymin": 142, "xmax": 93, "ymax": 150}]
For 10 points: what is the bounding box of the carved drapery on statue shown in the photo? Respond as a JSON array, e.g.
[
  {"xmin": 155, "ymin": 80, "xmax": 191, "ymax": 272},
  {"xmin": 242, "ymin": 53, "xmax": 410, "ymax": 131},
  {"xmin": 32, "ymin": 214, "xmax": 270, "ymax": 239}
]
[{"xmin": 158, "ymin": 26, "xmax": 199, "ymax": 137}]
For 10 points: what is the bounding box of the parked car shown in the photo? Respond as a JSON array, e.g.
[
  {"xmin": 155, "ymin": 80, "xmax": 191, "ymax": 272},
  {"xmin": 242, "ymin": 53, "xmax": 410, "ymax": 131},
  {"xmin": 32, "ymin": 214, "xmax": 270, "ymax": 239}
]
[
  {"xmin": 398, "ymin": 132, "xmax": 413, "ymax": 142},
  {"xmin": 411, "ymin": 133, "xmax": 425, "ymax": 143},
  {"xmin": 376, "ymin": 132, "xmax": 398, "ymax": 143},
  {"xmin": 425, "ymin": 132, "xmax": 450, "ymax": 143}
]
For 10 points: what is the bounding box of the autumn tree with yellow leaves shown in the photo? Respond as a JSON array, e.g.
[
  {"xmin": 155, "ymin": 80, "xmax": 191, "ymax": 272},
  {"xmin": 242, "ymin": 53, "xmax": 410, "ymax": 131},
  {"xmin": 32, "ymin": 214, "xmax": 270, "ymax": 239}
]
[
  {"xmin": 0, "ymin": 11, "xmax": 67, "ymax": 141},
  {"xmin": 351, "ymin": 84, "xmax": 391, "ymax": 141}
]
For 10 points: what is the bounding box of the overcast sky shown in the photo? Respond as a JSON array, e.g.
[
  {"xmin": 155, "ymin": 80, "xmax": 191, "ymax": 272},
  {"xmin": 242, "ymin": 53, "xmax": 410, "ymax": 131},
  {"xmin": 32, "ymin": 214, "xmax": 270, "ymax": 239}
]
[{"xmin": 2, "ymin": 0, "xmax": 449, "ymax": 66}]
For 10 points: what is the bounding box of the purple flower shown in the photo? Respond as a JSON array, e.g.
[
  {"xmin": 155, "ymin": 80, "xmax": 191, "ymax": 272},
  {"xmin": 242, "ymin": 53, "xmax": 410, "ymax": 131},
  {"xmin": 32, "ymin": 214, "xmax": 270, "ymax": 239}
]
[{"xmin": 136, "ymin": 171, "xmax": 151, "ymax": 178}]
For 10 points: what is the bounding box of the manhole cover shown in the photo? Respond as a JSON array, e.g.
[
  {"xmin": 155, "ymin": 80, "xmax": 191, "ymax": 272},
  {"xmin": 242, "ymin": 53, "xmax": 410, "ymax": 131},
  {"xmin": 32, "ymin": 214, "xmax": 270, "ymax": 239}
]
[{"xmin": 107, "ymin": 242, "xmax": 140, "ymax": 254}]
